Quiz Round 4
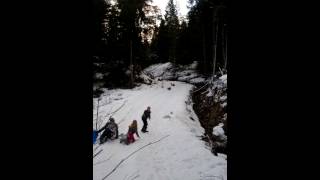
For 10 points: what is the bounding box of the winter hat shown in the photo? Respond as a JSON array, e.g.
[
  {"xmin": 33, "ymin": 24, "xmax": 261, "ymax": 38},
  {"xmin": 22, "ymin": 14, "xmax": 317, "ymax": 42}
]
[{"xmin": 109, "ymin": 117, "xmax": 115, "ymax": 122}]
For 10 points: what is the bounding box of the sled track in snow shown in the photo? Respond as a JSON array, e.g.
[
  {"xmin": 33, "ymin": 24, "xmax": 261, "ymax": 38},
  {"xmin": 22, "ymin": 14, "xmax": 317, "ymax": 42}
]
[
  {"xmin": 97, "ymin": 100, "xmax": 128, "ymax": 129},
  {"xmin": 122, "ymin": 170, "xmax": 140, "ymax": 180},
  {"xmin": 94, "ymin": 145, "xmax": 100, "ymax": 152},
  {"xmin": 101, "ymin": 134, "xmax": 170, "ymax": 180},
  {"xmin": 93, "ymin": 154, "xmax": 113, "ymax": 166},
  {"xmin": 105, "ymin": 100, "xmax": 128, "ymax": 118}
]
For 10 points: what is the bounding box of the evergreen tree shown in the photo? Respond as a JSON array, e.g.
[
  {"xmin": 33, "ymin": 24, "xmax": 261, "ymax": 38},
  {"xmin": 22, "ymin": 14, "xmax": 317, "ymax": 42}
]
[
  {"xmin": 164, "ymin": 0, "xmax": 180, "ymax": 64},
  {"xmin": 92, "ymin": 0, "xmax": 111, "ymax": 58},
  {"xmin": 117, "ymin": 0, "xmax": 156, "ymax": 87},
  {"xmin": 92, "ymin": 0, "xmax": 227, "ymax": 89},
  {"xmin": 186, "ymin": 0, "xmax": 227, "ymax": 76},
  {"xmin": 155, "ymin": 19, "xmax": 169, "ymax": 63},
  {"xmin": 176, "ymin": 20, "xmax": 191, "ymax": 65}
]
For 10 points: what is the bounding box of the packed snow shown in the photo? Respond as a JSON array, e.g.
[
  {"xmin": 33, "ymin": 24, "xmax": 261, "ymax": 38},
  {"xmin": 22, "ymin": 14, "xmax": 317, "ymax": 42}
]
[{"xmin": 93, "ymin": 80, "xmax": 227, "ymax": 180}]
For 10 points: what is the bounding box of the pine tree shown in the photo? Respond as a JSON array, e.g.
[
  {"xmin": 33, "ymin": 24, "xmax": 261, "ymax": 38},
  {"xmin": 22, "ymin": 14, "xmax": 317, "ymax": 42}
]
[
  {"xmin": 186, "ymin": 0, "xmax": 227, "ymax": 76},
  {"xmin": 92, "ymin": 0, "xmax": 111, "ymax": 57},
  {"xmin": 176, "ymin": 20, "xmax": 191, "ymax": 65},
  {"xmin": 116, "ymin": 0, "xmax": 156, "ymax": 87},
  {"xmin": 156, "ymin": 19, "xmax": 170, "ymax": 63},
  {"xmin": 164, "ymin": 0, "xmax": 180, "ymax": 64}
]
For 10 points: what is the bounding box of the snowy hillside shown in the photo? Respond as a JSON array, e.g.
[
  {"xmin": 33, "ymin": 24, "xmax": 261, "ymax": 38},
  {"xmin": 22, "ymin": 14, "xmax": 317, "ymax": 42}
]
[
  {"xmin": 93, "ymin": 79, "xmax": 227, "ymax": 180},
  {"xmin": 141, "ymin": 61, "xmax": 206, "ymax": 85}
]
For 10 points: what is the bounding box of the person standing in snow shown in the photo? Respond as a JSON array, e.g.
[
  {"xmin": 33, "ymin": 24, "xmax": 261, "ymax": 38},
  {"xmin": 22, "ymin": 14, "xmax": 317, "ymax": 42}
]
[
  {"xmin": 98, "ymin": 117, "xmax": 118, "ymax": 144},
  {"xmin": 126, "ymin": 120, "xmax": 140, "ymax": 144},
  {"xmin": 141, "ymin": 106, "xmax": 151, "ymax": 133}
]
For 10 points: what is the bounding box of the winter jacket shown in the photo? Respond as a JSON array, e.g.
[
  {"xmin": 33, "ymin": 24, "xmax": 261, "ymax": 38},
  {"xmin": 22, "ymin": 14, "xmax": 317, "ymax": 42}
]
[
  {"xmin": 98, "ymin": 122, "xmax": 118, "ymax": 137},
  {"xmin": 128, "ymin": 126, "xmax": 139, "ymax": 138},
  {"xmin": 142, "ymin": 109, "xmax": 151, "ymax": 120}
]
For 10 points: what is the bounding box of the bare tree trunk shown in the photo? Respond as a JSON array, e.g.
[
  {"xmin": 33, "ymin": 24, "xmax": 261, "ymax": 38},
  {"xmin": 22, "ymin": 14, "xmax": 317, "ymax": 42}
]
[
  {"xmin": 130, "ymin": 39, "xmax": 134, "ymax": 88},
  {"xmin": 170, "ymin": 35, "xmax": 176, "ymax": 65},
  {"xmin": 96, "ymin": 98, "xmax": 100, "ymax": 130},
  {"xmin": 173, "ymin": 37, "xmax": 176, "ymax": 65},
  {"xmin": 224, "ymin": 29, "xmax": 227, "ymax": 70},
  {"xmin": 222, "ymin": 23, "xmax": 226, "ymax": 71},
  {"xmin": 212, "ymin": 16, "xmax": 218, "ymax": 78},
  {"xmin": 202, "ymin": 23, "xmax": 207, "ymax": 74}
]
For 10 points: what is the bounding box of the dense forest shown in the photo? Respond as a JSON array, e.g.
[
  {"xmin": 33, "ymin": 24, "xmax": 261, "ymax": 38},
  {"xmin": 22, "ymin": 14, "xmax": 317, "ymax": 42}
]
[{"xmin": 92, "ymin": 0, "xmax": 227, "ymax": 91}]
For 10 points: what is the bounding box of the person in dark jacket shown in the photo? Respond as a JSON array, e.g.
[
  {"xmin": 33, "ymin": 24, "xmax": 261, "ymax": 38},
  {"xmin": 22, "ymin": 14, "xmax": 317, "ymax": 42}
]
[
  {"xmin": 98, "ymin": 117, "xmax": 118, "ymax": 144},
  {"xmin": 141, "ymin": 106, "xmax": 151, "ymax": 133},
  {"xmin": 126, "ymin": 120, "xmax": 140, "ymax": 144}
]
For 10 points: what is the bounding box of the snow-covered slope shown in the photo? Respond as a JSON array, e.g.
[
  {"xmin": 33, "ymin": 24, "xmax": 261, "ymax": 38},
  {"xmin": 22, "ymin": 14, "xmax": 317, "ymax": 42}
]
[
  {"xmin": 142, "ymin": 61, "xmax": 206, "ymax": 85},
  {"xmin": 93, "ymin": 80, "xmax": 227, "ymax": 180}
]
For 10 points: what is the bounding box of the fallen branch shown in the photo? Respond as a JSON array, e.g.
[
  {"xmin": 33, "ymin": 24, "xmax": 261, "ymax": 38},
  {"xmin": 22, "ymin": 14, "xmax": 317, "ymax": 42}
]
[
  {"xmin": 191, "ymin": 82, "xmax": 209, "ymax": 93},
  {"xmin": 93, "ymin": 149, "xmax": 103, "ymax": 159},
  {"xmin": 102, "ymin": 135, "xmax": 170, "ymax": 180},
  {"xmin": 93, "ymin": 145, "xmax": 101, "ymax": 152},
  {"xmin": 218, "ymin": 67, "xmax": 224, "ymax": 76},
  {"xmin": 96, "ymin": 98, "xmax": 100, "ymax": 130},
  {"xmin": 201, "ymin": 89, "xmax": 210, "ymax": 95}
]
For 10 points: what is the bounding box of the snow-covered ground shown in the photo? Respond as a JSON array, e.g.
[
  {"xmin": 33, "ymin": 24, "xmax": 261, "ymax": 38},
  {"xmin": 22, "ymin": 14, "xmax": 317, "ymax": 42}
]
[{"xmin": 93, "ymin": 80, "xmax": 227, "ymax": 180}]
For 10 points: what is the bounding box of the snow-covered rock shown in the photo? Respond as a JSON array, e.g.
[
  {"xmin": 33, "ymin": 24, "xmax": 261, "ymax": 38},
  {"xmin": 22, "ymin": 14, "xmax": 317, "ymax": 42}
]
[
  {"xmin": 220, "ymin": 95, "xmax": 227, "ymax": 102},
  {"xmin": 144, "ymin": 62, "xmax": 173, "ymax": 78},
  {"xmin": 137, "ymin": 73, "xmax": 154, "ymax": 85},
  {"xmin": 177, "ymin": 71, "xmax": 199, "ymax": 81},
  {"xmin": 142, "ymin": 61, "xmax": 206, "ymax": 85},
  {"xmin": 186, "ymin": 61, "xmax": 198, "ymax": 70},
  {"xmin": 213, "ymin": 123, "xmax": 225, "ymax": 137},
  {"xmin": 220, "ymin": 74, "xmax": 227, "ymax": 84},
  {"xmin": 189, "ymin": 77, "xmax": 206, "ymax": 84},
  {"xmin": 95, "ymin": 73, "xmax": 104, "ymax": 80}
]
